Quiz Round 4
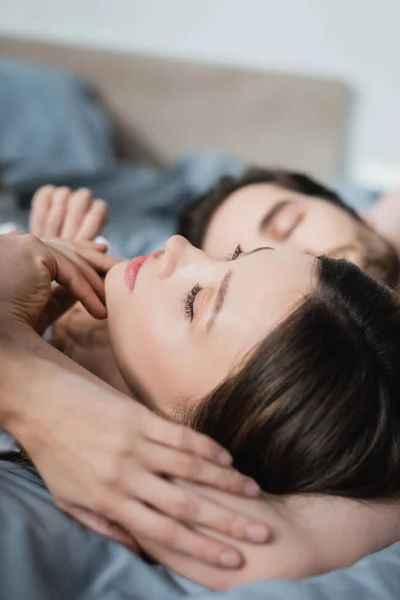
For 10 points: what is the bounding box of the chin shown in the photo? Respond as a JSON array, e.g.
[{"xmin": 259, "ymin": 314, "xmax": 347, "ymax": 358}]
[
  {"xmin": 105, "ymin": 260, "xmax": 128, "ymax": 287},
  {"xmin": 105, "ymin": 261, "xmax": 128, "ymax": 307}
]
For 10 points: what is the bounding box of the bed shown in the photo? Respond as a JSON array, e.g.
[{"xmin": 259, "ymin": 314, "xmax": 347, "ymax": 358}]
[
  {"xmin": 3, "ymin": 36, "xmax": 397, "ymax": 600},
  {"xmin": 0, "ymin": 35, "xmax": 349, "ymax": 180}
]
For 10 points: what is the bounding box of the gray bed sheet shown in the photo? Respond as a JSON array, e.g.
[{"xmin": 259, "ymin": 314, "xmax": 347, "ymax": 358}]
[{"xmin": 1, "ymin": 461, "xmax": 400, "ymax": 600}]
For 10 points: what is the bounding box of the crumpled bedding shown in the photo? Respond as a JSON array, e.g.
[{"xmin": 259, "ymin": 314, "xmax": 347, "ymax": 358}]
[
  {"xmin": 2, "ymin": 461, "xmax": 400, "ymax": 600},
  {"xmin": 0, "ymin": 58, "xmax": 243, "ymax": 258},
  {"xmin": 0, "ymin": 59, "xmax": 397, "ymax": 600}
]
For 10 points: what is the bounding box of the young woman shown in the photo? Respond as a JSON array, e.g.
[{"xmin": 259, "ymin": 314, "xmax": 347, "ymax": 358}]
[{"xmin": 33, "ymin": 186, "xmax": 400, "ymax": 589}]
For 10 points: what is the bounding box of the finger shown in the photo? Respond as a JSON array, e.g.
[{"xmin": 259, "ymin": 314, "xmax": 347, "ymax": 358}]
[
  {"xmin": 60, "ymin": 188, "xmax": 93, "ymax": 240},
  {"xmin": 54, "ymin": 239, "xmax": 109, "ymax": 255},
  {"xmin": 64, "ymin": 246, "xmax": 121, "ymax": 273},
  {"xmin": 128, "ymin": 472, "xmax": 268, "ymax": 543},
  {"xmin": 143, "ymin": 413, "xmax": 233, "ymax": 467},
  {"xmin": 43, "ymin": 286, "xmax": 77, "ymax": 328},
  {"xmin": 68, "ymin": 240, "xmax": 109, "ymax": 253},
  {"xmin": 75, "ymin": 199, "xmax": 109, "ymax": 242},
  {"xmin": 45, "ymin": 240, "xmax": 119, "ymax": 288},
  {"xmin": 55, "ymin": 247, "xmax": 107, "ymax": 304},
  {"xmin": 135, "ymin": 541, "xmax": 216, "ymax": 589},
  {"xmin": 114, "ymin": 498, "xmax": 244, "ymax": 568},
  {"xmin": 4, "ymin": 231, "xmax": 22, "ymax": 238},
  {"xmin": 30, "ymin": 185, "xmax": 55, "ymax": 237},
  {"xmin": 139, "ymin": 440, "xmax": 259, "ymax": 497},
  {"xmin": 44, "ymin": 187, "xmax": 71, "ymax": 237},
  {"xmin": 42, "ymin": 247, "xmax": 107, "ymax": 318}
]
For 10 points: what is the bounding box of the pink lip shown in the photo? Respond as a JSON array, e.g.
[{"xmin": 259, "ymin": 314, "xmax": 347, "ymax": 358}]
[
  {"xmin": 124, "ymin": 255, "xmax": 149, "ymax": 291},
  {"xmin": 124, "ymin": 251, "xmax": 164, "ymax": 292}
]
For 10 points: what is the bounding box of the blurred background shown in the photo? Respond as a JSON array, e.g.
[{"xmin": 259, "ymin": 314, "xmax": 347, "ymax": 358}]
[{"xmin": 1, "ymin": 0, "xmax": 399, "ymax": 190}]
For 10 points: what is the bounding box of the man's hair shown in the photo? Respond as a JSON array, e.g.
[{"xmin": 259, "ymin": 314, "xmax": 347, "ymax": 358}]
[
  {"xmin": 182, "ymin": 256, "xmax": 400, "ymax": 500},
  {"xmin": 178, "ymin": 167, "xmax": 362, "ymax": 248},
  {"xmin": 178, "ymin": 167, "xmax": 400, "ymax": 288}
]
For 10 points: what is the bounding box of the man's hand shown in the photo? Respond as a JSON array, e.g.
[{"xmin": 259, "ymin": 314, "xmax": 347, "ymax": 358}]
[
  {"xmin": 11, "ymin": 368, "xmax": 266, "ymax": 569},
  {"xmin": 0, "ymin": 234, "xmax": 117, "ymax": 331},
  {"xmin": 30, "ymin": 186, "xmax": 108, "ymax": 241},
  {"xmin": 0, "ymin": 233, "xmax": 268, "ymax": 568}
]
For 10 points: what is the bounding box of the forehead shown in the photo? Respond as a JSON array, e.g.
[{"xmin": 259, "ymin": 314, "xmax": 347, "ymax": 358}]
[
  {"xmin": 206, "ymin": 183, "xmax": 305, "ymax": 241},
  {"xmin": 204, "ymin": 183, "xmax": 306, "ymax": 255},
  {"xmin": 215, "ymin": 183, "xmax": 300, "ymax": 220},
  {"xmin": 215, "ymin": 248, "xmax": 317, "ymax": 346}
]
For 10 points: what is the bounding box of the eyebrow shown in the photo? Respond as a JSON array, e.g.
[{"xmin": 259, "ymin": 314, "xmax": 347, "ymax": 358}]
[
  {"xmin": 259, "ymin": 200, "xmax": 291, "ymax": 232},
  {"xmin": 248, "ymin": 246, "xmax": 275, "ymax": 255},
  {"xmin": 325, "ymin": 243, "xmax": 358, "ymax": 258},
  {"xmin": 206, "ymin": 270, "xmax": 233, "ymax": 333},
  {"xmin": 206, "ymin": 247, "xmax": 274, "ymax": 333}
]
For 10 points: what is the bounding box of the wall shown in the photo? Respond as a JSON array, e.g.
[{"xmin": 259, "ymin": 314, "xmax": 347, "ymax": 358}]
[{"xmin": 1, "ymin": 0, "xmax": 399, "ymax": 188}]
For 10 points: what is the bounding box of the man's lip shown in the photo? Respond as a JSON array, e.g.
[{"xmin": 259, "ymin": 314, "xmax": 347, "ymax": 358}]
[{"xmin": 124, "ymin": 255, "xmax": 149, "ymax": 291}]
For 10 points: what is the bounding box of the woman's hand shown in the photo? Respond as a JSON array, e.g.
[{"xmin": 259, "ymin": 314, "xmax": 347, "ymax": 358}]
[{"xmin": 30, "ymin": 185, "xmax": 108, "ymax": 241}]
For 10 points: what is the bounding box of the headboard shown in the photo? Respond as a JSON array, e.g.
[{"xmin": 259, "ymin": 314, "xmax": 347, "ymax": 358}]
[{"xmin": 0, "ymin": 36, "xmax": 349, "ymax": 179}]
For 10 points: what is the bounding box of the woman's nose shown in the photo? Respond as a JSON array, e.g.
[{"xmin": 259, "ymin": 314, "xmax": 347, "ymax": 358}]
[{"xmin": 158, "ymin": 235, "xmax": 197, "ymax": 278}]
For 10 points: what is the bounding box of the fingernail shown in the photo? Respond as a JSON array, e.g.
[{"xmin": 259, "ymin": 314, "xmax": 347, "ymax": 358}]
[
  {"xmin": 95, "ymin": 235, "xmax": 109, "ymax": 247},
  {"xmin": 243, "ymin": 478, "xmax": 260, "ymax": 497},
  {"xmin": 217, "ymin": 449, "xmax": 232, "ymax": 466},
  {"xmin": 219, "ymin": 549, "xmax": 242, "ymax": 568},
  {"xmin": 245, "ymin": 523, "xmax": 269, "ymax": 543}
]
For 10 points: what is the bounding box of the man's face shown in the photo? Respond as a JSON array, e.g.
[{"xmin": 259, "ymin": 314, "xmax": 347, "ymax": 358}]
[{"xmin": 203, "ymin": 183, "xmax": 370, "ymax": 266}]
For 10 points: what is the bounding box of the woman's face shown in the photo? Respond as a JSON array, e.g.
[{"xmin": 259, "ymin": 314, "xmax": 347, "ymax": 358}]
[{"xmin": 105, "ymin": 236, "xmax": 316, "ymax": 414}]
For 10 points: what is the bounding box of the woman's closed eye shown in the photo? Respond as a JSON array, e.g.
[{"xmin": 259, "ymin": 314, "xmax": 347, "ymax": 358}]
[
  {"xmin": 183, "ymin": 245, "xmax": 243, "ymax": 323},
  {"xmin": 183, "ymin": 283, "xmax": 203, "ymax": 322}
]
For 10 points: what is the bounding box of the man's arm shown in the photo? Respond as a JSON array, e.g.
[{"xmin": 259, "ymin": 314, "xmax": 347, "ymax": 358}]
[{"xmin": 0, "ymin": 234, "xmax": 269, "ymax": 568}]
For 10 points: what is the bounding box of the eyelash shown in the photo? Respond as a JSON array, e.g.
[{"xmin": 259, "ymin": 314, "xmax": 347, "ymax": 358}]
[
  {"xmin": 229, "ymin": 244, "xmax": 243, "ymax": 261},
  {"xmin": 183, "ymin": 283, "xmax": 203, "ymax": 322},
  {"xmin": 182, "ymin": 245, "xmax": 243, "ymax": 322}
]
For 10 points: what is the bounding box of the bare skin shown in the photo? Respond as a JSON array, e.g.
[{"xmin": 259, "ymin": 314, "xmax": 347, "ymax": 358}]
[{"xmin": 370, "ymin": 188, "xmax": 400, "ymax": 254}]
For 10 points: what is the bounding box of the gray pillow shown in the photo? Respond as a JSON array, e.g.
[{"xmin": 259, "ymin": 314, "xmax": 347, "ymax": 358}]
[
  {"xmin": 1, "ymin": 461, "xmax": 399, "ymax": 599},
  {"xmin": 0, "ymin": 58, "xmax": 116, "ymax": 187}
]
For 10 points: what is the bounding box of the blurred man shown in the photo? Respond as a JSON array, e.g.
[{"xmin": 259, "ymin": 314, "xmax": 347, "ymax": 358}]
[{"xmin": 178, "ymin": 168, "xmax": 400, "ymax": 287}]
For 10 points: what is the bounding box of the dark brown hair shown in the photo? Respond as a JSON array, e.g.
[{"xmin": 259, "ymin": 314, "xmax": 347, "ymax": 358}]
[
  {"xmin": 183, "ymin": 256, "xmax": 400, "ymax": 500},
  {"xmin": 178, "ymin": 167, "xmax": 400, "ymax": 288}
]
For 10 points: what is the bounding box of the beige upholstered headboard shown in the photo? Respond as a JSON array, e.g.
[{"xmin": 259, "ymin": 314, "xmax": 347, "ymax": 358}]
[{"xmin": 0, "ymin": 36, "xmax": 349, "ymax": 179}]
